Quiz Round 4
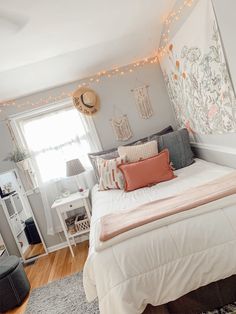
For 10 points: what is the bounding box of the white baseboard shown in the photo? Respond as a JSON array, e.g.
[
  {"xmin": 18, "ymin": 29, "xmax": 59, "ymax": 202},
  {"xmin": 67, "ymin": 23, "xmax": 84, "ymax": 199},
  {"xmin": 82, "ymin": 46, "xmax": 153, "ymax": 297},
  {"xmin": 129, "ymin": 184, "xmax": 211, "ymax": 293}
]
[
  {"xmin": 191, "ymin": 142, "xmax": 236, "ymax": 156},
  {"xmin": 47, "ymin": 234, "xmax": 89, "ymax": 253}
]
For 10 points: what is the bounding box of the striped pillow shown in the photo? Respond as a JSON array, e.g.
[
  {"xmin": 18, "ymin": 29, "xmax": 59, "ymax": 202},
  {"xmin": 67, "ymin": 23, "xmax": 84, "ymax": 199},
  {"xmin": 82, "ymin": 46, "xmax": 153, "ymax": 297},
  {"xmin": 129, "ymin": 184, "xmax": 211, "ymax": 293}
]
[
  {"xmin": 97, "ymin": 156, "xmax": 127, "ymax": 190},
  {"xmin": 118, "ymin": 140, "xmax": 158, "ymax": 162}
]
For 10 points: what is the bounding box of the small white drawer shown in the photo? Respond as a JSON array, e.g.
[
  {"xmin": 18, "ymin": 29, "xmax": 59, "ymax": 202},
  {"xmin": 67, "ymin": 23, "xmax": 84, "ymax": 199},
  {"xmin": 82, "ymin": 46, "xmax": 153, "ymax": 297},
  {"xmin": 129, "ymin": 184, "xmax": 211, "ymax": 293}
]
[{"xmin": 58, "ymin": 199, "xmax": 84, "ymax": 213}]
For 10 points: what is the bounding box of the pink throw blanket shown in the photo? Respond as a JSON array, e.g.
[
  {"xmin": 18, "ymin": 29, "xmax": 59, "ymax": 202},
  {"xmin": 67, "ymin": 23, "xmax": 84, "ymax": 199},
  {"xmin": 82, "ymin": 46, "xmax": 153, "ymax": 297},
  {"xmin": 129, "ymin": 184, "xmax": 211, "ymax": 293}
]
[{"xmin": 100, "ymin": 172, "xmax": 236, "ymax": 241}]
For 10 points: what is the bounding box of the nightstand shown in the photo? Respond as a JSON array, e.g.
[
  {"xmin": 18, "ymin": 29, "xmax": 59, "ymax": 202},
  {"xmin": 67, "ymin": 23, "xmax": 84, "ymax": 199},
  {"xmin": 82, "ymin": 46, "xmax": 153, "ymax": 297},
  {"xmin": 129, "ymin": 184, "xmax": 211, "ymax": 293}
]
[{"xmin": 51, "ymin": 190, "xmax": 91, "ymax": 257}]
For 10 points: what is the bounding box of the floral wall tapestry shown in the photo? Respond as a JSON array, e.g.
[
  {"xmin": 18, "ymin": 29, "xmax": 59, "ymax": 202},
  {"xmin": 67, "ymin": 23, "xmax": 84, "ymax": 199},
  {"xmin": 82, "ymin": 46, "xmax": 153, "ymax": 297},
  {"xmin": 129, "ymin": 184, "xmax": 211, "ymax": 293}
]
[{"xmin": 160, "ymin": 0, "xmax": 236, "ymax": 135}]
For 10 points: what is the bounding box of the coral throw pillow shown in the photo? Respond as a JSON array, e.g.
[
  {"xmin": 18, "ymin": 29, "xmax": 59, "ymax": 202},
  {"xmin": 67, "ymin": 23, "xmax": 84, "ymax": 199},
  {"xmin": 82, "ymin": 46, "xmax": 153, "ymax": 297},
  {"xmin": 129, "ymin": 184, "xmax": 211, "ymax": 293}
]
[
  {"xmin": 97, "ymin": 156, "xmax": 127, "ymax": 190},
  {"xmin": 118, "ymin": 149, "xmax": 175, "ymax": 192},
  {"xmin": 118, "ymin": 140, "xmax": 158, "ymax": 162}
]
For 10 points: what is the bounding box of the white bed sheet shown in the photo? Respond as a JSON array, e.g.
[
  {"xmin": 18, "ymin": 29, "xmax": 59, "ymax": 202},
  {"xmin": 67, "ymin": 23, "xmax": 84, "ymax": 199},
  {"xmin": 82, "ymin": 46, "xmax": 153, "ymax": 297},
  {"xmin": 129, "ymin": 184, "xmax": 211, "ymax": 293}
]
[{"xmin": 83, "ymin": 159, "xmax": 236, "ymax": 314}]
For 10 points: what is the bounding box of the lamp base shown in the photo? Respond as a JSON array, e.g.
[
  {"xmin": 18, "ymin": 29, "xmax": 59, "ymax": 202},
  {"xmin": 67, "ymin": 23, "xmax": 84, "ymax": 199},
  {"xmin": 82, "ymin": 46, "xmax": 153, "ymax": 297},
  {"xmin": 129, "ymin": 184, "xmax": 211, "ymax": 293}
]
[{"xmin": 75, "ymin": 175, "xmax": 84, "ymax": 193}]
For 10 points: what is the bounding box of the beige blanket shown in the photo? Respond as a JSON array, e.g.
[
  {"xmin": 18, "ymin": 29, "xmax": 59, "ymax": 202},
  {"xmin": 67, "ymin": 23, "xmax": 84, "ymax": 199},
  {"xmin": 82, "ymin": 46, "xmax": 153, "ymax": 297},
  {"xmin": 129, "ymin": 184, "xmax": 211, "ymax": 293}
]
[{"xmin": 100, "ymin": 171, "xmax": 236, "ymax": 241}]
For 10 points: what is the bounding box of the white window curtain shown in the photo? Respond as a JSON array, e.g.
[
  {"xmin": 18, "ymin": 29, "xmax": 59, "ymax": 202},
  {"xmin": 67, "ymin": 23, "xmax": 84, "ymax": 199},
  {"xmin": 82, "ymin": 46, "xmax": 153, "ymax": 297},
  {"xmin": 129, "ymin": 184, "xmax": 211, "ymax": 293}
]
[{"xmin": 11, "ymin": 103, "xmax": 102, "ymax": 235}]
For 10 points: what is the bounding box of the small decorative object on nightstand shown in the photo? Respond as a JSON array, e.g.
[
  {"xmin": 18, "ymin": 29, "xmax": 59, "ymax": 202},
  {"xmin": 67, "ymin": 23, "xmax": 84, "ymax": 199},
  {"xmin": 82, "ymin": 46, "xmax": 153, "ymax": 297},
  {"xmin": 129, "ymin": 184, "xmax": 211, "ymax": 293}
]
[{"xmin": 51, "ymin": 189, "xmax": 91, "ymax": 257}]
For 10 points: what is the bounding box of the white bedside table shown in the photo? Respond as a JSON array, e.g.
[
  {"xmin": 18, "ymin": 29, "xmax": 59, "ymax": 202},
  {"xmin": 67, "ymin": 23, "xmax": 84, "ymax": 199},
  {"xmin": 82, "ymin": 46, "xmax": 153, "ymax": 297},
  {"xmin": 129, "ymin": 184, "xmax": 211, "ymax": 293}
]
[{"xmin": 51, "ymin": 189, "xmax": 91, "ymax": 257}]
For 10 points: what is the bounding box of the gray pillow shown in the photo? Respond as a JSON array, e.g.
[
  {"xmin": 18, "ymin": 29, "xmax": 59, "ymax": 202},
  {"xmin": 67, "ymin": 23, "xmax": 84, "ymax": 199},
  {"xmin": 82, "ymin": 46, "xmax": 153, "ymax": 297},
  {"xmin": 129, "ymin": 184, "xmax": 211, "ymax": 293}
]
[
  {"xmin": 130, "ymin": 125, "xmax": 174, "ymax": 145},
  {"xmin": 158, "ymin": 128, "xmax": 194, "ymax": 170},
  {"xmin": 88, "ymin": 125, "xmax": 174, "ymax": 182}
]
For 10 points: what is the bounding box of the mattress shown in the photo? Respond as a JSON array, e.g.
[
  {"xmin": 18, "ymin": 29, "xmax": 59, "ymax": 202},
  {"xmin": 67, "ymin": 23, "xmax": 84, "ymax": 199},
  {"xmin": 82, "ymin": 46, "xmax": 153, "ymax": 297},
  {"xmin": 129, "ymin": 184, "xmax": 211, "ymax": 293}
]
[{"xmin": 83, "ymin": 159, "xmax": 236, "ymax": 314}]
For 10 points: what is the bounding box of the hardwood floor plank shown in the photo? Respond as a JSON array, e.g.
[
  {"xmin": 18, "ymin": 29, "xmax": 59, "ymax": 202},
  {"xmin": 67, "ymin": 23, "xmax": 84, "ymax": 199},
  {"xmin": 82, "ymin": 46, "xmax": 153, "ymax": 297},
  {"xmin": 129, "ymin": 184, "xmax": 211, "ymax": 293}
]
[
  {"xmin": 60, "ymin": 248, "xmax": 73, "ymax": 279},
  {"xmin": 47, "ymin": 247, "xmax": 68, "ymax": 283},
  {"xmin": 23, "ymin": 243, "xmax": 45, "ymax": 260}
]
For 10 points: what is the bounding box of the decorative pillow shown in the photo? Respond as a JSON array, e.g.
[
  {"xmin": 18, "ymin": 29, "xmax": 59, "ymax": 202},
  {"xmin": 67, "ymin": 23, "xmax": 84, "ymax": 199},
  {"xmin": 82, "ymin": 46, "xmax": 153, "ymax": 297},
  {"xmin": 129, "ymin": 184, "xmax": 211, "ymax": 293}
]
[
  {"xmin": 148, "ymin": 125, "xmax": 174, "ymax": 141},
  {"xmin": 148, "ymin": 125, "xmax": 173, "ymax": 142},
  {"xmin": 118, "ymin": 140, "xmax": 158, "ymax": 162},
  {"xmin": 158, "ymin": 128, "xmax": 194, "ymax": 170},
  {"xmin": 89, "ymin": 149, "xmax": 119, "ymax": 181},
  {"xmin": 97, "ymin": 156, "xmax": 127, "ymax": 190},
  {"xmin": 118, "ymin": 150, "xmax": 175, "ymax": 192},
  {"xmin": 88, "ymin": 125, "xmax": 174, "ymax": 181}
]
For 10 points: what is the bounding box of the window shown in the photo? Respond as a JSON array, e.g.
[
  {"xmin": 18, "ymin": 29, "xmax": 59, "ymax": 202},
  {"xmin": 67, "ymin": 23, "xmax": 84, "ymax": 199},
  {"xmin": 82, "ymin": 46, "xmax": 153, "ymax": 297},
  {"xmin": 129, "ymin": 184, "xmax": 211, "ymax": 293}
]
[{"xmin": 11, "ymin": 103, "xmax": 101, "ymax": 183}]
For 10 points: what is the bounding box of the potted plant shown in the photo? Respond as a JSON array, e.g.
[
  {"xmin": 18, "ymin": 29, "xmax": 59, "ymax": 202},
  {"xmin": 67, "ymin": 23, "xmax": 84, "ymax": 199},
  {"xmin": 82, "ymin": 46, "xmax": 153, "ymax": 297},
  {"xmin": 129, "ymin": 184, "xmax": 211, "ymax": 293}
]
[
  {"xmin": 4, "ymin": 148, "xmax": 30, "ymax": 171},
  {"xmin": 4, "ymin": 149, "xmax": 38, "ymax": 190}
]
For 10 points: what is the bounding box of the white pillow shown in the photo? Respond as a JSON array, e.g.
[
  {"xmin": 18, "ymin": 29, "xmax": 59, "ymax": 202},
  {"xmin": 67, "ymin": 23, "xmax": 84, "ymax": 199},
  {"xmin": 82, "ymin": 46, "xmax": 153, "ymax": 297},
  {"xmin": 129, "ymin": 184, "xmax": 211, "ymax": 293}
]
[{"xmin": 118, "ymin": 140, "xmax": 158, "ymax": 162}]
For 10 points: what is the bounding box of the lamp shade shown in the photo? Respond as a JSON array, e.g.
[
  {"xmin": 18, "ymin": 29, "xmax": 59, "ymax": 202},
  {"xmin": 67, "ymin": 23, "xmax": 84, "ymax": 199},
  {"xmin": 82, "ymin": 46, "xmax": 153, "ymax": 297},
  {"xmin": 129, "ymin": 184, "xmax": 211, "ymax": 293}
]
[{"xmin": 66, "ymin": 159, "xmax": 85, "ymax": 177}]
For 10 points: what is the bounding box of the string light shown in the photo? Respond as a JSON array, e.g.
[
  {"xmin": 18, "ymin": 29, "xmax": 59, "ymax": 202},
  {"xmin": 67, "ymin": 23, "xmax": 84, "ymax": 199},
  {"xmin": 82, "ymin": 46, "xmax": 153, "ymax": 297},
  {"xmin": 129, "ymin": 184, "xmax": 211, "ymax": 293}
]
[
  {"xmin": 158, "ymin": 0, "xmax": 195, "ymax": 60},
  {"xmin": 0, "ymin": 0, "xmax": 195, "ymax": 111},
  {"xmin": 0, "ymin": 56, "xmax": 159, "ymax": 110}
]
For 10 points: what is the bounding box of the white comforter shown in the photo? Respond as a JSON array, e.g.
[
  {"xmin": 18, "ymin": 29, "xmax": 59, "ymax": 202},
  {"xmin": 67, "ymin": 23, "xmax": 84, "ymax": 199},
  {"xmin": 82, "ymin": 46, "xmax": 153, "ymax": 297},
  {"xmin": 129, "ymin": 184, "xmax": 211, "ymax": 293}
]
[{"xmin": 83, "ymin": 159, "xmax": 236, "ymax": 314}]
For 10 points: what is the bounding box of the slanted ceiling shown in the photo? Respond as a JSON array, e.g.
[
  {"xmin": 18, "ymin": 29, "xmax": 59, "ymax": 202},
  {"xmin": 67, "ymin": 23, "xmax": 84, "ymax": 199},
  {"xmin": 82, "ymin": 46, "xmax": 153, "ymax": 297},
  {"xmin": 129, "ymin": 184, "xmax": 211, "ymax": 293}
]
[{"xmin": 0, "ymin": 0, "xmax": 175, "ymax": 100}]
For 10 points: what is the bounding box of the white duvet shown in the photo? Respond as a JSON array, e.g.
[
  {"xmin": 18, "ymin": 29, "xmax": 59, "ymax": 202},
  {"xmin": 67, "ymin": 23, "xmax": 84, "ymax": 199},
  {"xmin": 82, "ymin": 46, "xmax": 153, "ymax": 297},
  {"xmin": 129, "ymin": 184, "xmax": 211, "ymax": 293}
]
[{"xmin": 83, "ymin": 159, "xmax": 236, "ymax": 314}]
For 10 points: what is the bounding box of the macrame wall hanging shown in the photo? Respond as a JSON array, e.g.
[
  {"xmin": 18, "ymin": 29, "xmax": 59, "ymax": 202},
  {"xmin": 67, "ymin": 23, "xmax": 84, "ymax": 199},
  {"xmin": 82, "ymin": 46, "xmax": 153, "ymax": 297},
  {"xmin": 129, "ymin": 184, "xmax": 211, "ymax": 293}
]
[
  {"xmin": 110, "ymin": 113, "xmax": 133, "ymax": 142},
  {"xmin": 131, "ymin": 85, "xmax": 153, "ymax": 119}
]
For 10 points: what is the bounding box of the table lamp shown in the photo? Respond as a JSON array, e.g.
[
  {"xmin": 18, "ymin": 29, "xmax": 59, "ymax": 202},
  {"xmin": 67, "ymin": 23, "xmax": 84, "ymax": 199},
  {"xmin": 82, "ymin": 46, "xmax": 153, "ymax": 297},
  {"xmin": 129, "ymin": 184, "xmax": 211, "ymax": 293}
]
[{"xmin": 66, "ymin": 158, "xmax": 85, "ymax": 192}]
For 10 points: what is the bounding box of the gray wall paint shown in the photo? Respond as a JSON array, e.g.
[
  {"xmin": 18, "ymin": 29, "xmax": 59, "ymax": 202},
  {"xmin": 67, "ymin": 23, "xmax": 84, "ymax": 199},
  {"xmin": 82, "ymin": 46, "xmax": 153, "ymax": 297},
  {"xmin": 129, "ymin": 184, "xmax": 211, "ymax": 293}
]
[
  {"xmin": 0, "ymin": 62, "xmax": 176, "ymax": 254},
  {"xmin": 91, "ymin": 63, "xmax": 177, "ymax": 149}
]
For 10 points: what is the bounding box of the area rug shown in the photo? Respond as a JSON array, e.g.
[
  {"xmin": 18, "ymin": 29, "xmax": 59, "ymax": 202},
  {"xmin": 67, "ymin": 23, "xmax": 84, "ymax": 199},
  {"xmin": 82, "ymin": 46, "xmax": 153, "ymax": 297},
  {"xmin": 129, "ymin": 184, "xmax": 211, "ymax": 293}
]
[
  {"xmin": 203, "ymin": 302, "xmax": 236, "ymax": 314},
  {"xmin": 25, "ymin": 272, "xmax": 99, "ymax": 314}
]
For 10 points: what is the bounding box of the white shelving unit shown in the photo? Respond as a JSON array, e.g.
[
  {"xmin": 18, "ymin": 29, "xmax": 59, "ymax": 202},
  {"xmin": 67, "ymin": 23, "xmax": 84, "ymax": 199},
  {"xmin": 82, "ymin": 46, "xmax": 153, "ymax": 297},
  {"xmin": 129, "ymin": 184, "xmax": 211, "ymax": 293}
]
[
  {"xmin": 1, "ymin": 192, "xmax": 31, "ymax": 257},
  {"xmin": 0, "ymin": 169, "xmax": 47, "ymax": 262}
]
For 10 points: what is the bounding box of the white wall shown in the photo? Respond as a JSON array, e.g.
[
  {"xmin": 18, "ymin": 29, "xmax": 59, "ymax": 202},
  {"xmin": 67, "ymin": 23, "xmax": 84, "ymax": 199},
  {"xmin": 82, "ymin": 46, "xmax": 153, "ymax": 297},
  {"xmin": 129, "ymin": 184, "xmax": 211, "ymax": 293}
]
[{"xmin": 0, "ymin": 62, "xmax": 176, "ymax": 254}]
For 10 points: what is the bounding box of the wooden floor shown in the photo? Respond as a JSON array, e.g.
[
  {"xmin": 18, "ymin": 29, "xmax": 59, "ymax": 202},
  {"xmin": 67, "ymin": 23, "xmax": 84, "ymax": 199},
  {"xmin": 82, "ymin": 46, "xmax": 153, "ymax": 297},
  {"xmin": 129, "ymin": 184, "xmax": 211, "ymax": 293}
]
[
  {"xmin": 7, "ymin": 241, "xmax": 89, "ymax": 314},
  {"xmin": 23, "ymin": 243, "xmax": 46, "ymax": 260}
]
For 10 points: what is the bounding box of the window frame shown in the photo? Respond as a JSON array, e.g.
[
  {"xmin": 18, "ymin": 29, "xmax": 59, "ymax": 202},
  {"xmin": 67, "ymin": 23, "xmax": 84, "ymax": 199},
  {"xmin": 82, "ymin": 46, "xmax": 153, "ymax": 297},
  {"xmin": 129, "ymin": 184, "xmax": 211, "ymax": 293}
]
[
  {"xmin": 9, "ymin": 98, "xmax": 101, "ymax": 183},
  {"xmin": 10, "ymin": 99, "xmax": 74, "ymax": 151}
]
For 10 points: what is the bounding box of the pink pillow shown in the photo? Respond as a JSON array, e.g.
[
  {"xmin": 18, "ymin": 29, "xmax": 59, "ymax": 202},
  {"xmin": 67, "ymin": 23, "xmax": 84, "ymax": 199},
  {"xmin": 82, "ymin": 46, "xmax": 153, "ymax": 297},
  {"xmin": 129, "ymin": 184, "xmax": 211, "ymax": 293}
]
[{"xmin": 118, "ymin": 149, "xmax": 176, "ymax": 192}]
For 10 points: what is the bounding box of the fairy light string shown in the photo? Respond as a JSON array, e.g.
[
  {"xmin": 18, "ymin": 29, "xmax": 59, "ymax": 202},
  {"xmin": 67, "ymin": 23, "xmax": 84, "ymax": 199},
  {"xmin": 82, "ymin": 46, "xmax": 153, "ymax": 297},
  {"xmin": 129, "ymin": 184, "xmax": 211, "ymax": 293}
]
[
  {"xmin": 0, "ymin": 0, "xmax": 195, "ymax": 112},
  {"xmin": 158, "ymin": 0, "xmax": 195, "ymax": 59}
]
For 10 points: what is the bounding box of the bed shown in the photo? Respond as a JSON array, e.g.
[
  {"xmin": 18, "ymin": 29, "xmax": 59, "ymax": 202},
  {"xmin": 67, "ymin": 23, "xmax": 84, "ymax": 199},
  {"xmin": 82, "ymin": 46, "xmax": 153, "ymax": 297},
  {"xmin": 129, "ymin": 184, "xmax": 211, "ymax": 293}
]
[{"xmin": 83, "ymin": 158, "xmax": 236, "ymax": 314}]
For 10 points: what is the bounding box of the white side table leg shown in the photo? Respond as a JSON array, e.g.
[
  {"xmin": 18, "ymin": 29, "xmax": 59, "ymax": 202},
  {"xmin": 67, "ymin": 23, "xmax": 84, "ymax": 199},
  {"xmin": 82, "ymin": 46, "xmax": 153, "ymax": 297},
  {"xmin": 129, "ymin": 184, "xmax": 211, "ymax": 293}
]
[
  {"xmin": 57, "ymin": 208, "xmax": 74, "ymax": 257},
  {"xmin": 84, "ymin": 198, "xmax": 92, "ymax": 221}
]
